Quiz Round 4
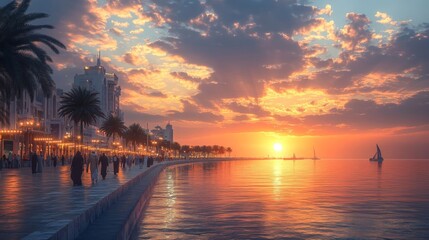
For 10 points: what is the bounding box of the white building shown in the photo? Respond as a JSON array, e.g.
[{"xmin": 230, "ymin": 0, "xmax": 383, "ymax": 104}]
[
  {"xmin": 150, "ymin": 122, "xmax": 174, "ymax": 143},
  {"xmin": 73, "ymin": 52, "xmax": 122, "ymax": 124},
  {"xmin": 1, "ymin": 85, "xmax": 66, "ymax": 156}
]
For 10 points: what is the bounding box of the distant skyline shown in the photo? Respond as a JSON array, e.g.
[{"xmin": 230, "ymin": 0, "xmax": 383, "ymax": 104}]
[{"xmin": 26, "ymin": 0, "xmax": 429, "ymax": 158}]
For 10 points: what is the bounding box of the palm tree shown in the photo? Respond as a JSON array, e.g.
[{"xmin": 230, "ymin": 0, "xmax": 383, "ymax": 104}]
[
  {"xmin": 219, "ymin": 146, "xmax": 226, "ymax": 157},
  {"xmin": 0, "ymin": 95, "xmax": 8, "ymax": 124},
  {"xmin": 226, "ymin": 147, "xmax": 232, "ymax": 157},
  {"xmin": 0, "ymin": 0, "xmax": 65, "ymax": 103},
  {"xmin": 171, "ymin": 142, "xmax": 180, "ymax": 158},
  {"xmin": 100, "ymin": 114, "xmax": 127, "ymax": 146},
  {"xmin": 124, "ymin": 123, "xmax": 145, "ymax": 152},
  {"xmin": 58, "ymin": 87, "xmax": 105, "ymax": 145}
]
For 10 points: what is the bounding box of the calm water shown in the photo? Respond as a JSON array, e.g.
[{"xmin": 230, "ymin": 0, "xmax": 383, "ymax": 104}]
[{"xmin": 132, "ymin": 159, "xmax": 429, "ymax": 239}]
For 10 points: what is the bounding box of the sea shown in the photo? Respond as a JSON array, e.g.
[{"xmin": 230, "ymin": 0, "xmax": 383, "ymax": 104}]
[{"xmin": 131, "ymin": 159, "xmax": 429, "ymax": 239}]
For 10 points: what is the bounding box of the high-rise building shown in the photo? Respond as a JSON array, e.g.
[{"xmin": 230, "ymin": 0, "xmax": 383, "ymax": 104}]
[
  {"xmin": 73, "ymin": 52, "xmax": 122, "ymax": 124},
  {"xmin": 164, "ymin": 122, "xmax": 173, "ymax": 143},
  {"xmin": 150, "ymin": 122, "xmax": 174, "ymax": 143}
]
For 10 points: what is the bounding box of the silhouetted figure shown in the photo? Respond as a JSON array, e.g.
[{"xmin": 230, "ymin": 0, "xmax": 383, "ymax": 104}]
[
  {"xmin": 61, "ymin": 155, "xmax": 65, "ymax": 166},
  {"xmin": 112, "ymin": 154, "xmax": 119, "ymax": 176},
  {"xmin": 31, "ymin": 152, "xmax": 38, "ymax": 173},
  {"xmin": 99, "ymin": 153, "xmax": 109, "ymax": 180},
  {"xmin": 121, "ymin": 155, "xmax": 126, "ymax": 168},
  {"xmin": 87, "ymin": 151, "xmax": 99, "ymax": 184},
  {"xmin": 37, "ymin": 152, "xmax": 43, "ymax": 173},
  {"xmin": 53, "ymin": 154, "xmax": 58, "ymax": 167},
  {"xmin": 147, "ymin": 156, "xmax": 154, "ymax": 167},
  {"xmin": 127, "ymin": 155, "xmax": 132, "ymax": 169},
  {"xmin": 0, "ymin": 155, "xmax": 3, "ymax": 170},
  {"xmin": 71, "ymin": 151, "xmax": 84, "ymax": 186}
]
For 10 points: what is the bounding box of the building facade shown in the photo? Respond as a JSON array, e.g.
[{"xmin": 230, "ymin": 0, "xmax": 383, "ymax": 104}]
[
  {"xmin": 73, "ymin": 52, "xmax": 122, "ymax": 125},
  {"xmin": 0, "ymin": 86, "xmax": 66, "ymax": 158},
  {"xmin": 150, "ymin": 122, "xmax": 174, "ymax": 143}
]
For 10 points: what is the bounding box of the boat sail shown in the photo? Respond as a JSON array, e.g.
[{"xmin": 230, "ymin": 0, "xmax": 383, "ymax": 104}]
[
  {"xmin": 369, "ymin": 144, "xmax": 384, "ymax": 162},
  {"xmin": 312, "ymin": 147, "xmax": 320, "ymax": 160}
]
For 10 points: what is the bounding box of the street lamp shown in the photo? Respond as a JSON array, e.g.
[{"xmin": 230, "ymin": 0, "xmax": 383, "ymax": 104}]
[{"xmin": 19, "ymin": 120, "xmax": 39, "ymax": 159}]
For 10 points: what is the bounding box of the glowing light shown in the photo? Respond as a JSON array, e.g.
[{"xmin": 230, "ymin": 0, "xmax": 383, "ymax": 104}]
[{"xmin": 273, "ymin": 143, "xmax": 283, "ymax": 152}]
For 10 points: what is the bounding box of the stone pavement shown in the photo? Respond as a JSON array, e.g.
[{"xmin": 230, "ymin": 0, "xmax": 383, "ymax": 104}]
[{"xmin": 0, "ymin": 161, "xmax": 159, "ymax": 240}]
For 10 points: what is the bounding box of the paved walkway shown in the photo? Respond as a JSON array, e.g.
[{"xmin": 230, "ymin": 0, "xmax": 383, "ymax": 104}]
[{"xmin": 0, "ymin": 161, "xmax": 159, "ymax": 240}]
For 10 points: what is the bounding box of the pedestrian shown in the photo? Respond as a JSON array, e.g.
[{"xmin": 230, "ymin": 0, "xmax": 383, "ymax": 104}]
[
  {"xmin": 112, "ymin": 154, "xmax": 119, "ymax": 176},
  {"xmin": 12, "ymin": 154, "xmax": 18, "ymax": 168},
  {"xmin": 53, "ymin": 154, "xmax": 58, "ymax": 167},
  {"xmin": 0, "ymin": 154, "xmax": 5, "ymax": 170},
  {"xmin": 86, "ymin": 151, "xmax": 99, "ymax": 184},
  {"xmin": 71, "ymin": 151, "xmax": 84, "ymax": 186},
  {"xmin": 37, "ymin": 152, "xmax": 43, "ymax": 173},
  {"xmin": 31, "ymin": 152, "xmax": 38, "ymax": 173},
  {"xmin": 99, "ymin": 153, "xmax": 109, "ymax": 180},
  {"xmin": 120, "ymin": 155, "xmax": 125, "ymax": 168},
  {"xmin": 61, "ymin": 155, "xmax": 65, "ymax": 166},
  {"xmin": 7, "ymin": 152, "xmax": 12, "ymax": 168},
  {"xmin": 139, "ymin": 155, "xmax": 144, "ymax": 169},
  {"xmin": 127, "ymin": 155, "xmax": 132, "ymax": 169}
]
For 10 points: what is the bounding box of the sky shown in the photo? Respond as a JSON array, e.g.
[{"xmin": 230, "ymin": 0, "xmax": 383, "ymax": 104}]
[{"xmin": 21, "ymin": 0, "xmax": 429, "ymax": 158}]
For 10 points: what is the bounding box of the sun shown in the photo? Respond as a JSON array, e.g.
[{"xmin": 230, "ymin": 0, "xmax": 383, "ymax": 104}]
[{"xmin": 273, "ymin": 143, "xmax": 283, "ymax": 152}]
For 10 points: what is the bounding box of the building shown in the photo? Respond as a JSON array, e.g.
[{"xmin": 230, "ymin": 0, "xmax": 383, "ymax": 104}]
[
  {"xmin": 0, "ymin": 85, "xmax": 66, "ymax": 158},
  {"xmin": 150, "ymin": 122, "xmax": 174, "ymax": 143},
  {"xmin": 73, "ymin": 52, "xmax": 122, "ymax": 124}
]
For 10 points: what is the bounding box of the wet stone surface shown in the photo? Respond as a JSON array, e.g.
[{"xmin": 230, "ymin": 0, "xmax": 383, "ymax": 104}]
[{"xmin": 0, "ymin": 161, "xmax": 157, "ymax": 240}]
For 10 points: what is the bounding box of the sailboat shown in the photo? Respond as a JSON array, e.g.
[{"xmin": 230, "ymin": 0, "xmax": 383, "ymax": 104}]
[
  {"xmin": 312, "ymin": 147, "xmax": 320, "ymax": 160},
  {"xmin": 369, "ymin": 144, "xmax": 384, "ymax": 162}
]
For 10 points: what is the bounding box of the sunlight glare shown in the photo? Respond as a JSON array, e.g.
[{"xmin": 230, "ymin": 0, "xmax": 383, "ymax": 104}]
[{"xmin": 273, "ymin": 143, "xmax": 283, "ymax": 152}]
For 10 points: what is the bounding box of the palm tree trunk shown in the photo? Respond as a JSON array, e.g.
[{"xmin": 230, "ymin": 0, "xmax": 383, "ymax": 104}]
[{"xmin": 80, "ymin": 121, "xmax": 83, "ymax": 150}]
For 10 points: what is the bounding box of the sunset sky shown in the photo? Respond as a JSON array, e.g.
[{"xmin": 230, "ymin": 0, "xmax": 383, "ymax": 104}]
[{"xmin": 27, "ymin": 0, "xmax": 429, "ymax": 158}]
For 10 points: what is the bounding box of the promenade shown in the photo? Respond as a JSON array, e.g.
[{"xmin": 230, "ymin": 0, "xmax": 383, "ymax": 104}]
[{"xmin": 0, "ymin": 161, "xmax": 159, "ymax": 240}]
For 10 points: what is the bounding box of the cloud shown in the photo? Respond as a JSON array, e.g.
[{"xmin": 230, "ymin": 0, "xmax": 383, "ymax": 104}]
[
  {"xmin": 109, "ymin": 27, "xmax": 124, "ymax": 37},
  {"xmin": 375, "ymin": 12, "xmax": 397, "ymax": 26},
  {"xmin": 167, "ymin": 100, "xmax": 224, "ymax": 123},
  {"xmin": 144, "ymin": 0, "xmax": 323, "ymax": 107},
  {"xmin": 111, "ymin": 20, "xmax": 129, "ymax": 28},
  {"xmin": 304, "ymin": 91, "xmax": 429, "ymax": 130},
  {"xmin": 225, "ymin": 102, "xmax": 271, "ymax": 117},
  {"xmin": 336, "ymin": 13, "xmax": 373, "ymax": 51},
  {"xmin": 170, "ymin": 71, "xmax": 205, "ymax": 83}
]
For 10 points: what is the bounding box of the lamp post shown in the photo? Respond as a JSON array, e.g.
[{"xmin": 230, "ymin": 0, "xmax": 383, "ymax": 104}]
[{"xmin": 19, "ymin": 120, "xmax": 39, "ymax": 159}]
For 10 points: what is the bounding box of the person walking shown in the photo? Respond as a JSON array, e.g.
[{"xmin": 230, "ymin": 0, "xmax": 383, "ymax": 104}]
[
  {"xmin": 61, "ymin": 155, "xmax": 65, "ymax": 166},
  {"xmin": 112, "ymin": 154, "xmax": 119, "ymax": 176},
  {"xmin": 0, "ymin": 154, "xmax": 4, "ymax": 170},
  {"xmin": 99, "ymin": 153, "xmax": 109, "ymax": 180},
  {"xmin": 31, "ymin": 152, "xmax": 38, "ymax": 173},
  {"xmin": 37, "ymin": 152, "xmax": 43, "ymax": 173},
  {"xmin": 71, "ymin": 151, "xmax": 84, "ymax": 186},
  {"xmin": 127, "ymin": 155, "xmax": 132, "ymax": 169},
  {"xmin": 121, "ymin": 155, "xmax": 126, "ymax": 168},
  {"xmin": 7, "ymin": 152, "xmax": 12, "ymax": 168},
  {"xmin": 86, "ymin": 151, "xmax": 99, "ymax": 184},
  {"xmin": 53, "ymin": 154, "xmax": 58, "ymax": 168}
]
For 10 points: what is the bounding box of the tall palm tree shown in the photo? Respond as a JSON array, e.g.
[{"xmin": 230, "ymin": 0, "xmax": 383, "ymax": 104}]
[
  {"xmin": 58, "ymin": 87, "xmax": 105, "ymax": 145},
  {"xmin": 0, "ymin": 0, "xmax": 65, "ymax": 103},
  {"xmin": 171, "ymin": 142, "xmax": 181, "ymax": 158},
  {"xmin": 124, "ymin": 123, "xmax": 145, "ymax": 152},
  {"xmin": 100, "ymin": 114, "xmax": 127, "ymax": 145},
  {"xmin": 0, "ymin": 95, "xmax": 8, "ymax": 124},
  {"xmin": 226, "ymin": 147, "xmax": 232, "ymax": 157}
]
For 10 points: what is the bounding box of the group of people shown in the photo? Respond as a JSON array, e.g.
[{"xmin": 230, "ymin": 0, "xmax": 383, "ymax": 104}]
[
  {"xmin": 29, "ymin": 152, "xmax": 62, "ymax": 173},
  {"xmin": 0, "ymin": 152, "xmax": 21, "ymax": 169},
  {"xmin": 70, "ymin": 151, "xmax": 156, "ymax": 186}
]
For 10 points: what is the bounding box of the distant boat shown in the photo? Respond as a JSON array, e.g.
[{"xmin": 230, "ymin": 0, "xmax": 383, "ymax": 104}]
[
  {"xmin": 312, "ymin": 147, "xmax": 320, "ymax": 160},
  {"xmin": 369, "ymin": 144, "xmax": 384, "ymax": 162},
  {"xmin": 283, "ymin": 153, "xmax": 304, "ymax": 160}
]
